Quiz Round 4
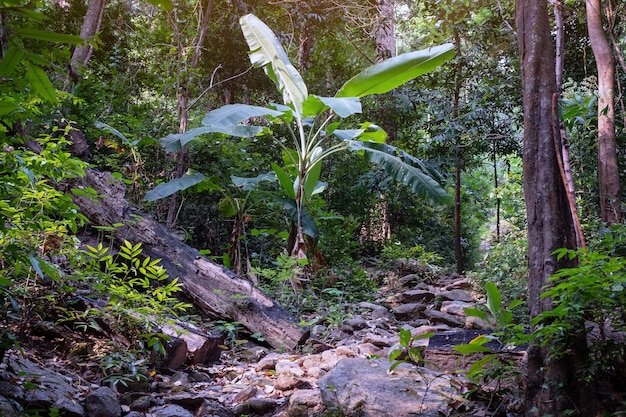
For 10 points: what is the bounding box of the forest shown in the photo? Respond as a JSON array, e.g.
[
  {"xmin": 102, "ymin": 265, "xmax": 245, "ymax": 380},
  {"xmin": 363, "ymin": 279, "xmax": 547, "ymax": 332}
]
[{"xmin": 1, "ymin": 0, "xmax": 626, "ymax": 416}]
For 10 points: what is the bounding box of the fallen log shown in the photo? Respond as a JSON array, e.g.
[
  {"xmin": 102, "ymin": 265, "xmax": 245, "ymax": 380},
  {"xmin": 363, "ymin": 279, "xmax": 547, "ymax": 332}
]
[{"xmin": 68, "ymin": 169, "xmax": 309, "ymax": 351}]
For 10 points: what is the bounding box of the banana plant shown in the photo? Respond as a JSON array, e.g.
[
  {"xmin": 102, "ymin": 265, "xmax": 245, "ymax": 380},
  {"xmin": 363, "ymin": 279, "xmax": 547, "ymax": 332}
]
[{"xmin": 146, "ymin": 14, "xmax": 455, "ymax": 262}]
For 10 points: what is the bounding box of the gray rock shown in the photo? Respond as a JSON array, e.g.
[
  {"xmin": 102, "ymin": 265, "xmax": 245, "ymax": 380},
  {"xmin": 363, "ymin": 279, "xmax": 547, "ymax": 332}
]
[
  {"xmin": 0, "ymin": 395, "xmax": 20, "ymax": 417},
  {"xmin": 197, "ymin": 399, "xmax": 234, "ymax": 417},
  {"xmin": 423, "ymin": 309, "xmax": 466, "ymax": 327},
  {"xmin": 343, "ymin": 316, "xmax": 368, "ymax": 330},
  {"xmin": 287, "ymin": 389, "xmax": 322, "ymax": 417},
  {"xmin": 400, "ymin": 289, "xmax": 436, "ymax": 303},
  {"xmin": 85, "ymin": 386, "xmax": 122, "ymax": 417},
  {"xmin": 391, "ymin": 302, "xmax": 427, "ymax": 319},
  {"xmin": 0, "ymin": 355, "xmax": 84, "ymax": 417},
  {"xmin": 130, "ymin": 395, "xmax": 152, "ymax": 412},
  {"xmin": 438, "ymin": 289, "xmax": 475, "ymax": 302},
  {"xmin": 440, "ymin": 300, "xmax": 473, "ymax": 316},
  {"xmin": 124, "ymin": 412, "xmax": 144, "ymax": 417},
  {"xmin": 151, "ymin": 404, "xmax": 194, "ymax": 417},
  {"xmin": 318, "ymin": 358, "xmax": 461, "ymax": 417}
]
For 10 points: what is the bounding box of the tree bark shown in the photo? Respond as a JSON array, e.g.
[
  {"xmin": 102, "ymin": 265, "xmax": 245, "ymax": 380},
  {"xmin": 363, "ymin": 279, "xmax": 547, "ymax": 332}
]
[
  {"xmin": 68, "ymin": 169, "xmax": 309, "ymax": 351},
  {"xmin": 374, "ymin": 0, "xmax": 395, "ymax": 62},
  {"xmin": 69, "ymin": 0, "xmax": 106, "ymax": 82},
  {"xmin": 452, "ymin": 30, "xmax": 464, "ymax": 274},
  {"xmin": 515, "ymin": 0, "xmax": 600, "ymax": 415},
  {"xmin": 586, "ymin": 0, "xmax": 621, "ymax": 225}
]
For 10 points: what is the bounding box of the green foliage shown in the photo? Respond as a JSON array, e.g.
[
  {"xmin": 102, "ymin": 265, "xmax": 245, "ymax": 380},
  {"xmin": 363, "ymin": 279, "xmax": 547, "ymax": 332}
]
[
  {"xmin": 0, "ymin": 128, "xmax": 88, "ymax": 358},
  {"xmin": 388, "ymin": 328, "xmax": 434, "ymax": 371},
  {"xmin": 79, "ymin": 240, "xmax": 191, "ymax": 319},
  {"xmin": 381, "ymin": 241, "xmax": 444, "ymax": 266},
  {"xmin": 148, "ymin": 13, "xmax": 454, "ymax": 263},
  {"xmin": 533, "ymin": 248, "xmax": 626, "ymax": 385},
  {"xmin": 99, "ymin": 350, "xmax": 150, "ymax": 388},
  {"xmin": 455, "ymin": 283, "xmax": 525, "ymax": 395}
]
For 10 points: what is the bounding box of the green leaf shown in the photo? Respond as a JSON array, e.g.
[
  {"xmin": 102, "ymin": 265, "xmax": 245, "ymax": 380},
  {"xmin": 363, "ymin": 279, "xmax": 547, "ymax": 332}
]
[
  {"xmin": 95, "ymin": 121, "xmax": 131, "ymax": 144},
  {"xmin": 0, "ymin": 100, "xmax": 19, "ymax": 117},
  {"xmin": 303, "ymin": 95, "xmax": 362, "ymax": 118},
  {"xmin": 16, "ymin": 28, "xmax": 85, "ymax": 45},
  {"xmin": 278, "ymin": 198, "xmax": 318, "ymax": 238},
  {"xmin": 161, "ymin": 125, "xmax": 263, "ymax": 152},
  {"xmin": 399, "ymin": 328, "xmax": 412, "ymax": 347},
  {"xmin": 0, "ymin": 47, "xmax": 24, "ymax": 76},
  {"xmin": 303, "ymin": 157, "xmax": 323, "ymax": 200},
  {"xmin": 485, "ymin": 282, "xmax": 502, "ymax": 319},
  {"xmin": 454, "ymin": 343, "xmax": 492, "ymax": 354},
  {"xmin": 28, "ymin": 254, "xmax": 45, "ymax": 278},
  {"xmin": 201, "ymin": 104, "xmax": 284, "ymax": 126},
  {"xmin": 231, "ymin": 172, "xmax": 277, "ymax": 191},
  {"xmin": 24, "ymin": 63, "xmax": 56, "ymax": 103},
  {"xmin": 346, "ymin": 140, "xmax": 450, "ymax": 204},
  {"xmin": 358, "ymin": 123, "xmax": 387, "ymax": 143},
  {"xmin": 240, "ymin": 14, "xmax": 307, "ymax": 115},
  {"xmin": 336, "ymin": 44, "xmax": 455, "ymax": 98},
  {"xmin": 463, "ymin": 307, "xmax": 489, "ymax": 322},
  {"xmin": 332, "ymin": 129, "xmax": 365, "ymax": 141},
  {"xmin": 467, "ymin": 354, "xmax": 498, "ymax": 375},
  {"xmin": 144, "ymin": 172, "xmax": 206, "ymax": 201},
  {"xmin": 272, "ymin": 163, "xmax": 296, "ymax": 200}
]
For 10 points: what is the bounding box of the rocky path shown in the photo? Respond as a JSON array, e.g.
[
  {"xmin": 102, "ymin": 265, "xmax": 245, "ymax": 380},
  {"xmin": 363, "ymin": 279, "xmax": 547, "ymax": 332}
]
[{"xmin": 0, "ymin": 271, "xmax": 526, "ymax": 417}]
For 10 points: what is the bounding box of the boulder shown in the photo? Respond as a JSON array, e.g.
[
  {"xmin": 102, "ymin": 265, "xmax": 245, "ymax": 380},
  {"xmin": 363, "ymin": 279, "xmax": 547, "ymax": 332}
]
[
  {"xmin": 0, "ymin": 355, "xmax": 85, "ymax": 417},
  {"xmin": 85, "ymin": 386, "xmax": 121, "ymax": 417},
  {"xmin": 318, "ymin": 358, "xmax": 463, "ymax": 417}
]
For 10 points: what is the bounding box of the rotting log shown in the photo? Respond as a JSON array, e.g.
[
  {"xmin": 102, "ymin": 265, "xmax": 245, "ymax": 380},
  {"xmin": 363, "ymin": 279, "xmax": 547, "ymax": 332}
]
[{"xmin": 67, "ymin": 168, "xmax": 309, "ymax": 351}]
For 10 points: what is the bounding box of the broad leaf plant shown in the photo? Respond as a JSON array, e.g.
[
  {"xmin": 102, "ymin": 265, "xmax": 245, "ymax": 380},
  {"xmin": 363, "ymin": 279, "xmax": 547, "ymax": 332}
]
[{"xmin": 146, "ymin": 14, "xmax": 454, "ymax": 265}]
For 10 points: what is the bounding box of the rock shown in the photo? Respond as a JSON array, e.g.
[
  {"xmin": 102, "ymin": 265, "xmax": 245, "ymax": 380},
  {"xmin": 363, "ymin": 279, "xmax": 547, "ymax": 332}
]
[
  {"xmin": 318, "ymin": 358, "xmax": 462, "ymax": 417},
  {"xmin": 197, "ymin": 399, "xmax": 234, "ymax": 417},
  {"xmin": 0, "ymin": 395, "xmax": 20, "ymax": 417},
  {"xmin": 152, "ymin": 404, "xmax": 194, "ymax": 417},
  {"xmin": 343, "ymin": 316, "xmax": 368, "ymax": 330},
  {"xmin": 0, "ymin": 355, "xmax": 85, "ymax": 417},
  {"xmin": 391, "ymin": 302, "xmax": 428, "ymax": 319},
  {"xmin": 423, "ymin": 309, "xmax": 466, "ymax": 327},
  {"xmin": 397, "ymin": 273, "xmax": 420, "ymax": 287},
  {"xmin": 233, "ymin": 385, "xmax": 258, "ymax": 403},
  {"xmin": 274, "ymin": 374, "xmax": 311, "ymax": 391},
  {"xmin": 361, "ymin": 334, "xmax": 393, "ymax": 347},
  {"xmin": 400, "ymin": 289, "xmax": 436, "ymax": 303},
  {"xmin": 438, "ymin": 289, "xmax": 476, "ymax": 303},
  {"xmin": 85, "ymin": 387, "xmax": 122, "ymax": 417},
  {"xmin": 287, "ymin": 389, "xmax": 323, "ymax": 417},
  {"xmin": 275, "ymin": 359, "xmax": 304, "ymax": 377},
  {"xmin": 369, "ymin": 307, "xmax": 394, "ymax": 321},
  {"xmin": 233, "ymin": 397, "xmax": 278, "ymax": 415},
  {"xmin": 255, "ymin": 352, "xmax": 283, "ymax": 371},
  {"xmin": 130, "ymin": 395, "xmax": 152, "ymax": 411},
  {"xmin": 440, "ymin": 300, "xmax": 474, "ymax": 316}
]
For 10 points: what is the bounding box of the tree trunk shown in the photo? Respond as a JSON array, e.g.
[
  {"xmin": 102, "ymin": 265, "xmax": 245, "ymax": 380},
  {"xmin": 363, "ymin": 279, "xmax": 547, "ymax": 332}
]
[
  {"xmin": 374, "ymin": 0, "xmax": 395, "ymax": 62},
  {"xmin": 69, "ymin": 0, "xmax": 106, "ymax": 82},
  {"xmin": 515, "ymin": 0, "xmax": 600, "ymax": 415},
  {"xmin": 68, "ymin": 169, "xmax": 309, "ymax": 351},
  {"xmin": 452, "ymin": 30, "xmax": 464, "ymax": 274},
  {"xmin": 165, "ymin": 0, "xmax": 216, "ymax": 230},
  {"xmin": 586, "ymin": 0, "xmax": 621, "ymax": 225}
]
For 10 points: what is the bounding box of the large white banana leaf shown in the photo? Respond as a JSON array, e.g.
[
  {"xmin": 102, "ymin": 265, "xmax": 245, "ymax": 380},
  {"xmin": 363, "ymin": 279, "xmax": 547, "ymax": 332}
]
[{"xmin": 240, "ymin": 14, "xmax": 308, "ymax": 116}]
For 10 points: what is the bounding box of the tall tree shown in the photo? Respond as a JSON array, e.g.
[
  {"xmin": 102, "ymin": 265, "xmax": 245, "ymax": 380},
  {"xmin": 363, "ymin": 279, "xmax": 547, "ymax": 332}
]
[
  {"xmin": 515, "ymin": 0, "xmax": 600, "ymax": 415},
  {"xmin": 69, "ymin": 0, "xmax": 106, "ymax": 83},
  {"xmin": 164, "ymin": 0, "xmax": 216, "ymax": 229},
  {"xmin": 586, "ymin": 0, "xmax": 621, "ymax": 225}
]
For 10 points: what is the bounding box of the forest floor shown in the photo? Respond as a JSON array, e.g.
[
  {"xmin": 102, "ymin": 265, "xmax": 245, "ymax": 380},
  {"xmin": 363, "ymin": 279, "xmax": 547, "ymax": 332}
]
[{"xmin": 0, "ymin": 261, "xmax": 527, "ymax": 417}]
